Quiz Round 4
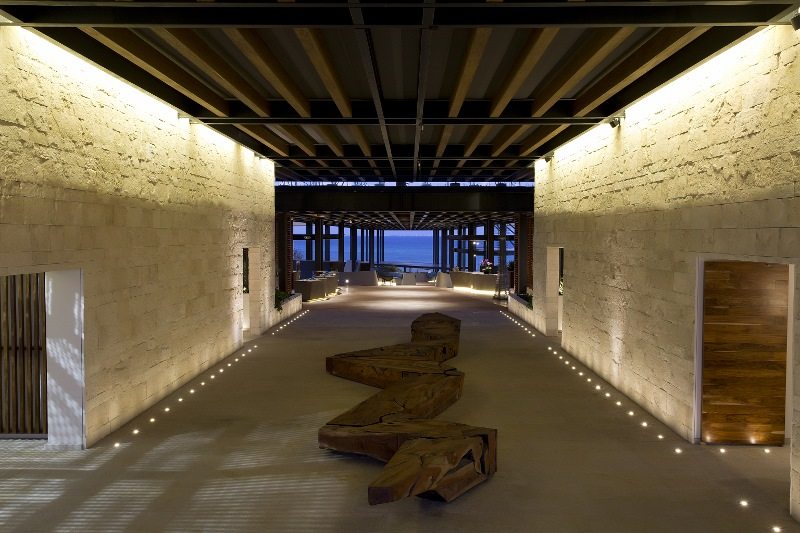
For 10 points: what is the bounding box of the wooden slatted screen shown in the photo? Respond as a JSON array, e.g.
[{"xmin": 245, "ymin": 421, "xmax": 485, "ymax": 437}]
[
  {"xmin": 0, "ymin": 273, "xmax": 48, "ymax": 436},
  {"xmin": 702, "ymin": 261, "xmax": 788, "ymax": 446}
]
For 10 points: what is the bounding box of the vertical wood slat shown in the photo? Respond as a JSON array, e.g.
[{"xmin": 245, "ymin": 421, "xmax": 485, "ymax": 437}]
[
  {"xmin": 0, "ymin": 277, "xmax": 8, "ymax": 432},
  {"xmin": 39, "ymin": 273, "xmax": 47, "ymax": 433},
  {"xmin": 23, "ymin": 274, "xmax": 32, "ymax": 433},
  {"xmin": 0, "ymin": 273, "xmax": 48, "ymax": 435},
  {"xmin": 11, "ymin": 275, "xmax": 19, "ymax": 434}
]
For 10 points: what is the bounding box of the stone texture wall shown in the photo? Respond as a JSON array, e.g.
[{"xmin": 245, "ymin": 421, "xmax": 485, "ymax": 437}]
[
  {"xmin": 0, "ymin": 26, "xmax": 278, "ymax": 445},
  {"xmin": 532, "ymin": 25, "xmax": 799, "ymax": 444}
]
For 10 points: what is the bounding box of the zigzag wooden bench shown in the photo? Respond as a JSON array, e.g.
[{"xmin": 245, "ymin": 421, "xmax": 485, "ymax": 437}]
[{"xmin": 319, "ymin": 312, "xmax": 497, "ymax": 505}]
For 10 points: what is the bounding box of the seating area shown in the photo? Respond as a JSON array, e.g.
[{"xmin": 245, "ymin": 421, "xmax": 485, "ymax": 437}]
[
  {"xmin": 450, "ymin": 271, "xmax": 498, "ymax": 291},
  {"xmin": 293, "ymin": 273, "xmax": 339, "ymax": 301}
]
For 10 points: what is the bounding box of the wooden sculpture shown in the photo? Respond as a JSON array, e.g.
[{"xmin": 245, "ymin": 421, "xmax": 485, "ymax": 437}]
[{"xmin": 319, "ymin": 312, "xmax": 497, "ymax": 505}]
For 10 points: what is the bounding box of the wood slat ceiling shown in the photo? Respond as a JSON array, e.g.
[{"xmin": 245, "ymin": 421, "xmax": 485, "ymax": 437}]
[{"xmin": 1, "ymin": 1, "xmax": 796, "ymax": 183}]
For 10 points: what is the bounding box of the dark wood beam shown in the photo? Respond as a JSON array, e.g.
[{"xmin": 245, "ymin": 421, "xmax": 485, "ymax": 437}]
[
  {"xmin": 573, "ymin": 26, "xmax": 709, "ymax": 116},
  {"xmin": 457, "ymin": 27, "xmax": 558, "ymax": 172},
  {"xmin": 82, "ymin": 27, "xmax": 229, "ymax": 117},
  {"xmin": 413, "ymin": 0, "xmax": 435, "ymax": 180},
  {"xmin": 432, "ymin": 1, "xmax": 496, "ymax": 175},
  {"xmin": 351, "ymin": 1, "xmax": 396, "ymax": 179},
  {"xmin": 1, "ymin": 3, "xmax": 793, "ymax": 28},
  {"xmin": 152, "ymin": 27, "xmax": 303, "ymax": 156},
  {"xmin": 491, "ymin": 26, "xmax": 636, "ymax": 156}
]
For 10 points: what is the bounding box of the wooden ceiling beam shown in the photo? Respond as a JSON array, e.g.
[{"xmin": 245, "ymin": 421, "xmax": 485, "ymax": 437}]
[
  {"xmin": 82, "ymin": 27, "xmax": 294, "ymax": 156},
  {"xmin": 574, "ymin": 26, "xmax": 709, "ymax": 116},
  {"xmin": 292, "ymin": 25, "xmax": 377, "ymax": 169},
  {"xmin": 238, "ymin": 125, "xmax": 291, "ymax": 157},
  {"xmin": 432, "ymin": 25, "xmax": 492, "ymax": 171},
  {"xmin": 294, "ymin": 28, "xmax": 352, "ymax": 117},
  {"xmin": 535, "ymin": 27, "xmax": 637, "ymax": 117},
  {"xmin": 518, "ymin": 26, "xmax": 710, "ymax": 157},
  {"xmin": 154, "ymin": 28, "xmax": 270, "ymax": 115},
  {"xmin": 224, "ymin": 28, "xmax": 361, "ymax": 166},
  {"xmin": 154, "ymin": 27, "xmax": 316, "ymax": 156},
  {"xmin": 492, "ymin": 26, "xmax": 635, "ymax": 156},
  {"xmin": 223, "ymin": 28, "xmax": 311, "ymax": 117},
  {"xmin": 458, "ymin": 27, "xmax": 558, "ymax": 167},
  {"xmin": 82, "ymin": 27, "xmax": 229, "ymax": 117}
]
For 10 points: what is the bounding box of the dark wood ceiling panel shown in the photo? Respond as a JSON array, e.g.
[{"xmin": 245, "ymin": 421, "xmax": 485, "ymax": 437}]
[{"xmin": 3, "ymin": 1, "xmax": 793, "ymax": 183}]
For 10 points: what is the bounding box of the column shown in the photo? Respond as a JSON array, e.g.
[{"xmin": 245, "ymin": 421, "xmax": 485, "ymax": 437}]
[
  {"xmin": 305, "ymin": 222, "xmax": 313, "ymax": 259},
  {"xmin": 338, "ymin": 222, "xmax": 345, "ymax": 269},
  {"xmin": 323, "ymin": 224, "xmax": 331, "ymax": 262},
  {"xmin": 447, "ymin": 227, "xmax": 455, "ymax": 271},
  {"xmin": 276, "ymin": 212, "xmax": 290, "ymax": 292},
  {"xmin": 350, "ymin": 226, "xmax": 358, "ymax": 265},
  {"xmin": 314, "ymin": 219, "xmax": 323, "ymax": 272},
  {"xmin": 368, "ymin": 229, "xmax": 375, "ymax": 265},
  {"xmin": 441, "ymin": 228, "xmax": 449, "ymax": 271},
  {"xmin": 432, "ymin": 229, "xmax": 439, "ymax": 269},
  {"xmin": 467, "ymin": 223, "xmax": 476, "ymax": 272},
  {"xmin": 486, "ymin": 220, "xmax": 495, "ymax": 266}
]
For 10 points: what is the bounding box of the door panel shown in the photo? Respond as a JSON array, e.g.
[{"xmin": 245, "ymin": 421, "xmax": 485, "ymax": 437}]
[{"xmin": 702, "ymin": 261, "xmax": 788, "ymax": 445}]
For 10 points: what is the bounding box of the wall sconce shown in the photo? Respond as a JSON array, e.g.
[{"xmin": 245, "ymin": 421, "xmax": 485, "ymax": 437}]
[
  {"xmin": 609, "ymin": 117, "xmax": 621, "ymax": 128},
  {"xmin": 543, "ymin": 154, "xmax": 553, "ymax": 163}
]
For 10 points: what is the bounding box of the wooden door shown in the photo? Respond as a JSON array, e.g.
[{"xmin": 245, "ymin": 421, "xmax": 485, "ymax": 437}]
[
  {"xmin": 702, "ymin": 261, "xmax": 789, "ymax": 445},
  {"xmin": 0, "ymin": 273, "xmax": 47, "ymax": 436}
]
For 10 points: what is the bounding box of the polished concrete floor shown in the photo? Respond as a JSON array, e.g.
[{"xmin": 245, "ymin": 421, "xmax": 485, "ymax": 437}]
[{"xmin": 0, "ymin": 285, "xmax": 797, "ymax": 532}]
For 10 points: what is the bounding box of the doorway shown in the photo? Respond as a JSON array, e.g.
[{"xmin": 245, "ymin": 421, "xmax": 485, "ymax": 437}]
[
  {"xmin": 242, "ymin": 248, "xmax": 250, "ymax": 331},
  {"xmin": 544, "ymin": 246, "xmax": 563, "ymax": 336},
  {"xmin": 700, "ymin": 261, "xmax": 790, "ymax": 445}
]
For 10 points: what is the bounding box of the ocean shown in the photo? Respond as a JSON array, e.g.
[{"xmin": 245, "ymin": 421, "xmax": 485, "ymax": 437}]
[
  {"xmin": 294, "ymin": 231, "xmax": 434, "ymax": 265},
  {"xmin": 293, "ymin": 231, "xmax": 503, "ymax": 266}
]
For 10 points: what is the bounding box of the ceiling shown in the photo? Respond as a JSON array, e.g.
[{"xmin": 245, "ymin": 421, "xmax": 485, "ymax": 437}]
[
  {"xmin": 1, "ymin": 1, "xmax": 796, "ymax": 183},
  {"xmin": 277, "ymin": 185, "xmax": 532, "ymax": 229}
]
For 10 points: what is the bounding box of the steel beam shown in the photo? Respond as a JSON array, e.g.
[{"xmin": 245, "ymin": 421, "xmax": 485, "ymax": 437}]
[{"xmin": 0, "ymin": 3, "xmax": 793, "ymax": 28}]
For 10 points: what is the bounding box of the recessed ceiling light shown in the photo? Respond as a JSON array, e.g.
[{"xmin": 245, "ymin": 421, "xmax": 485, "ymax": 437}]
[
  {"xmin": 132, "ymin": 429, "xmax": 139, "ymax": 435},
  {"xmin": 627, "ymin": 411, "xmax": 634, "ymax": 416},
  {"xmin": 674, "ymin": 448, "xmax": 682, "ymax": 454},
  {"xmin": 738, "ymin": 499, "xmax": 748, "ymax": 508},
  {"xmin": 164, "ymin": 407, "xmax": 170, "ymax": 412},
  {"xmin": 114, "ymin": 442, "xmax": 120, "ymax": 448},
  {"xmin": 150, "ymin": 418, "xmax": 155, "ymax": 423}
]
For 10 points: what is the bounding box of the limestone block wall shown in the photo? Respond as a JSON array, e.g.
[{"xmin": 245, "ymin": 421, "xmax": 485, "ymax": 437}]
[
  {"xmin": 532, "ymin": 25, "xmax": 800, "ymax": 444},
  {"xmin": 0, "ymin": 26, "xmax": 278, "ymax": 445}
]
